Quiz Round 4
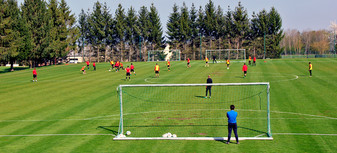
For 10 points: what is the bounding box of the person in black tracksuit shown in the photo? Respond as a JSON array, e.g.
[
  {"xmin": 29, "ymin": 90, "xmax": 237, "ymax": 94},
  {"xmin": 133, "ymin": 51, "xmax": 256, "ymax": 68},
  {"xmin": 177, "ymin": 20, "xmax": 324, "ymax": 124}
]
[
  {"xmin": 213, "ymin": 55, "xmax": 217, "ymax": 63},
  {"xmin": 205, "ymin": 75, "xmax": 212, "ymax": 98}
]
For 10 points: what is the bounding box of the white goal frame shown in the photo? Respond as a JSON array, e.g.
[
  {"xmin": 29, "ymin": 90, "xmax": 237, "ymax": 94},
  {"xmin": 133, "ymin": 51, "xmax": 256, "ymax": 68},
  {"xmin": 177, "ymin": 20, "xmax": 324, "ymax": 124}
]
[
  {"xmin": 206, "ymin": 49, "xmax": 246, "ymax": 63},
  {"xmin": 114, "ymin": 82, "xmax": 272, "ymax": 141}
]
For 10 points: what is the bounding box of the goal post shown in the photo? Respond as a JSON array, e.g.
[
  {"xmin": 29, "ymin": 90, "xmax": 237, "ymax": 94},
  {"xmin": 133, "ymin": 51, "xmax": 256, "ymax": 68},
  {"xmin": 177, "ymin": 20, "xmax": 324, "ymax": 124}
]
[
  {"xmin": 206, "ymin": 49, "xmax": 246, "ymax": 63},
  {"xmin": 147, "ymin": 50, "xmax": 181, "ymax": 62},
  {"xmin": 114, "ymin": 83, "xmax": 272, "ymax": 140}
]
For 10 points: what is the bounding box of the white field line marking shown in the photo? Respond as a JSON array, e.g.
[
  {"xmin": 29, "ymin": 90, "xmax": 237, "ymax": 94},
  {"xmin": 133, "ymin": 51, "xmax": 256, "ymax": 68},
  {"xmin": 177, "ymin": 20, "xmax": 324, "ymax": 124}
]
[
  {"xmin": 1, "ymin": 117, "xmax": 334, "ymax": 122},
  {"xmin": 273, "ymin": 133, "xmax": 337, "ymax": 136},
  {"xmin": 1, "ymin": 109, "xmax": 335, "ymax": 122},
  {"xmin": 267, "ymin": 60, "xmax": 337, "ymax": 63},
  {"xmin": 0, "ymin": 114, "xmax": 121, "ymax": 122},
  {"xmin": 0, "ymin": 134, "xmax": 116, "ymax": 137},
  {"xmin": 144, "ymin": 73, "xmax": 299, "ymax": 83},
  {"xmin": 254, "ymin": 134, "xmax": 266, "ymax": 137},
  {"xmin": 272, "ymin": 75, "xmax": 298, "ymax": 82},
  {"xmin": 144, "ymin": 78, "xmax": 157, "ymax": 83},
  {"xmin": 271, "ymin": 110, "xmax": 337, "ymax": 120}
]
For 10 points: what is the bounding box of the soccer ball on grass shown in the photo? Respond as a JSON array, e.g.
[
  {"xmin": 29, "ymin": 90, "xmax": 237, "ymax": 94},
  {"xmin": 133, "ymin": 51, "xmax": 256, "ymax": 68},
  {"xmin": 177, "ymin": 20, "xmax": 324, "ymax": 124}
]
[
  {"xmin": 126, "ymin": 131, "xmax": 131, "ymax": 136},
  {"xmin": 162, "ymin": 132, "xmax": 177, "ymax": 138}
]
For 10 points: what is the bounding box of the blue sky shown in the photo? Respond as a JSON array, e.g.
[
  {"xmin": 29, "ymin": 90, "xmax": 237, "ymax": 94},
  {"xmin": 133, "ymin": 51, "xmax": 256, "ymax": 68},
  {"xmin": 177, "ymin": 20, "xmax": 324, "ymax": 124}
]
[{"xmin": 17, "ymin": 0, "xmax": 337, "ymax": 35}]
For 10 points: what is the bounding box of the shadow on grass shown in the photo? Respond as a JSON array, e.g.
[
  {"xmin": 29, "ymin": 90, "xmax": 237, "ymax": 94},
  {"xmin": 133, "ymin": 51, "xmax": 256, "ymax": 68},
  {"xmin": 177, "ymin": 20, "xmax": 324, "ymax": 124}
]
[
  {"xmin": 96, "ymin": 126, "xmax": 118, "ymax": 135},
  {"xmin": 195, "ymin": 96, "xmax": 206, "ymax": 99},
  {"xmin": 216, "ymin": 140, "xmax": 240, "ymax": 144},
  {"xmin": 234, "ymin": 76, "xmax": 244, "ymax": 78},
  {"xmin": 0, "ymin": 67, "xmax": 29, "ymax": 74}
]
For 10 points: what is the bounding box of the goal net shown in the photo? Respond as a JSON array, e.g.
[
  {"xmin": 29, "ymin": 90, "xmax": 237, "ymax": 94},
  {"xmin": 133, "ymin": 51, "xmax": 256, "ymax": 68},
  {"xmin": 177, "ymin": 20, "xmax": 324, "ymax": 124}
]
[
  {"xmin": 147, "ymin": 50, "xmax": 181, "ymax": 62},
  {"xmin": 114, "ymin": 83, "xmax": 272, "ymax": 140},
  {"xmin": 206, "ymin": 49, "xmax": 246, "ymax": 63}
]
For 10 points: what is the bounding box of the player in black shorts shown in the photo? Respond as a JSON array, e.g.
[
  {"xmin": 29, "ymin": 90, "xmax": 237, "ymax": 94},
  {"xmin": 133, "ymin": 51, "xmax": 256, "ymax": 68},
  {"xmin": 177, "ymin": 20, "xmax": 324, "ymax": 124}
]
[
  {"xmin": 154, "ymin": 63, "xmax": 160, "ymax": 78},
  {"xmin": 213, "ymin": 55, "xmax": 217, "ymax": 63},
  {"xmin": 205, "ymin": 75, "xmax": 212, "ymax": 98},
  {"xmin": 126, "ymin": 66, "xmax": 131, "ymax": 81}
]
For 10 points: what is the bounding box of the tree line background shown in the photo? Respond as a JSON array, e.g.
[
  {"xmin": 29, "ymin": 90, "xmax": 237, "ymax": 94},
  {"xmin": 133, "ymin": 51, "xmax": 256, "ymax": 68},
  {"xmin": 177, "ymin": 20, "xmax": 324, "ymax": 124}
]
[
  {"xmin": 78, "ymin": 0, "xmax": 284, "ymax": 62},
  {"xmin": 281, "ymin": 28, "xmax": 337, "ymax": 56},
  {"xmin": 0, "ymin": 0, "xmax": 78, "ymax": 69},
  {"xmin": 1, "ymin": 0, "xmax": 334, "ymax": 70}
]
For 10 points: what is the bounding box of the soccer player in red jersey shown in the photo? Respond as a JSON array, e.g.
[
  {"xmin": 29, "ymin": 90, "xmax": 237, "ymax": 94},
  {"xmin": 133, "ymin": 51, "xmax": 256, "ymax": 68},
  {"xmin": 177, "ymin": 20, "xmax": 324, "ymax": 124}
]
[
  {"xmin": 115, "ymin": 61, "xmax": 120, "ymax": 72},
  {"xmin": 242, "ymin": 63, "xmax": 248, "ymax": 78},
  {"xmin": 130, "ymin": 63, "xmax": 136, "ymax": 75},
  {"xmin": 93, "ymin": 62, "xmax": 96, "ymax": 71},
  {"xmin": 253, "ymin": 57, "xmax": 256, "ymax": 66},
  {"xmin": 86, "ymin": 61, "xmax": 90, "ymax": 69},
  {"xmin": 125, "ymin": 66, "xmax": 131, "ymax": 81},
  {"xmin": 32, "ymin": 68, "xmax": 37, "ymax": 82},
  {"xmin": 187, "ymin": 58, "xmax": 191, "ymax": 68}
]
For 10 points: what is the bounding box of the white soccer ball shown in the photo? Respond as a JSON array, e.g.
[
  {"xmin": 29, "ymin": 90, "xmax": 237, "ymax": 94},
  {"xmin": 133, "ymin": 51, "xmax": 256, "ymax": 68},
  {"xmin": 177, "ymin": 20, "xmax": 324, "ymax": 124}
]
[
  {"xmin": 126, "ymin": 131, "xmax": 131, "ymax": 136},
  {"xmin": 109, "ymin": 70, "xmax": 111, "ymax": 71},
  {"xmin": 167, "ymin": 132, "xmax": 172, "ymax": 138},
  {"xmin": 172, "ymin": 134, "xmax": 177, "ymax": 138},
  {"xmin": 162, "ymin": 133, "xmax": 168, "ymax": 138}
]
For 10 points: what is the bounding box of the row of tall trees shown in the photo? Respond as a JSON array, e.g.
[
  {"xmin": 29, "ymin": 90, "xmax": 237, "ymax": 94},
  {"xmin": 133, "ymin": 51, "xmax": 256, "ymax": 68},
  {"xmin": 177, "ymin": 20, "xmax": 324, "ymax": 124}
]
[
  {"xmin": 166, "ymin": 1, "xmax": 284, "ymax": 59},
  {"xmin": 78, "ymin": 2, "xmax": 163, "ymax": 62},
  {"xmin": 281, "ymin": 29, "xmax": 335, "ymax": 55},
  {"xmin": 0, "ymin": 0, "xmax": 77, "ymax": 69},
  {"xmin": 1, "ymin": 0, "xmax": 285, "ymax": 67},
  {"xmin": 0, "ymin": 0, "xmax": 22, "ymax": 70},
  {"xmin": 80, "ymin": 0, "xmax": 284, "ymax": 62}
]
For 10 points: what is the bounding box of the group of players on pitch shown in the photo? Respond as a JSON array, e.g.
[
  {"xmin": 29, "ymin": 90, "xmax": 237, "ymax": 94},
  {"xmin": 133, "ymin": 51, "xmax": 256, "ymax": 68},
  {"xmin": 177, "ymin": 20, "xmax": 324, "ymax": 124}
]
[
  {"xmin": 204, "ymin": 55, "xmax": 257, "ymax": 78},
  {"xmin": 80, "ymin": 60, "xmax": 136, "ymax": 81},
  {"xmin": 32, "ymin": 57, "xmax": 313, "ymax": 82}
]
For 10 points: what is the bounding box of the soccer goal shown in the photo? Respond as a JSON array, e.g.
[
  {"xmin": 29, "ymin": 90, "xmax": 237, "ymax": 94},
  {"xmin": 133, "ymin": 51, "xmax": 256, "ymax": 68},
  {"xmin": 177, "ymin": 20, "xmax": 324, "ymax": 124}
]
[
  {"xmin": 206, "ymin": 49, "xmax": 246, "ymax": 63},
  {"xmin": 147, "ymin": 50, "xmax": 181, "ymax": 62},
  {"xmin": 114, "ymin": 83, "xmax": 272, "ymax": 141}
]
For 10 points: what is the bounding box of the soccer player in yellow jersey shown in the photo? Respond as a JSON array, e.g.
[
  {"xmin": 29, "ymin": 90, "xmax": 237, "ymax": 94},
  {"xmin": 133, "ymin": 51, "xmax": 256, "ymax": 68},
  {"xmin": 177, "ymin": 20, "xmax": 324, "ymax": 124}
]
[
  {"xmin": 309, "ymin": 62, "xmax": 312, "ymax": 77},
  {"xmin": 205, "ymin": 57, "xmax": 209, "ymax": 67},
  {"xmin": 81, "ymin": 66, "xmax": 86, "ymax": 74},
  {"xmin": 167, "ymin": 60, "xmax": 171, "ymax": 71},
  {"xmin": 226, "ymin": 59, "xmax": 230, "ymax": 69},
  {"xmin": 248, "ymin": 56, "xmax": 251, "ymax": 65},
  {"xmin": 110, "ymin": 60, "xmax": 114, "ymax": 70},
  {"xmin": 154, "ymin": 63, "xmax": 160, "ymax": 78}
]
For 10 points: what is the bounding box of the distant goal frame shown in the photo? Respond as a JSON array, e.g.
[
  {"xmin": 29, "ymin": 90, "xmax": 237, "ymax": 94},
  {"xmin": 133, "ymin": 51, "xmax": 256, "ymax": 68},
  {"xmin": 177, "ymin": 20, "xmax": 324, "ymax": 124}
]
[
  {"xmin": 206, "ymin": 49, "xmax": 246, "ymax": 63},
  {"xmin": 114, "ymin": 83, "xmax": 272, "ymax": 141}
]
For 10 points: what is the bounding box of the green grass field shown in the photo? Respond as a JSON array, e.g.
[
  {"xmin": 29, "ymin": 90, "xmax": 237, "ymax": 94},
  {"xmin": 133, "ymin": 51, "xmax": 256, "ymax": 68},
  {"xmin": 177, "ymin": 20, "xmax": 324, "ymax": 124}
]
[{"xmin": 0, "ymin": 58, "xmax": 336, "ymax": 152}]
